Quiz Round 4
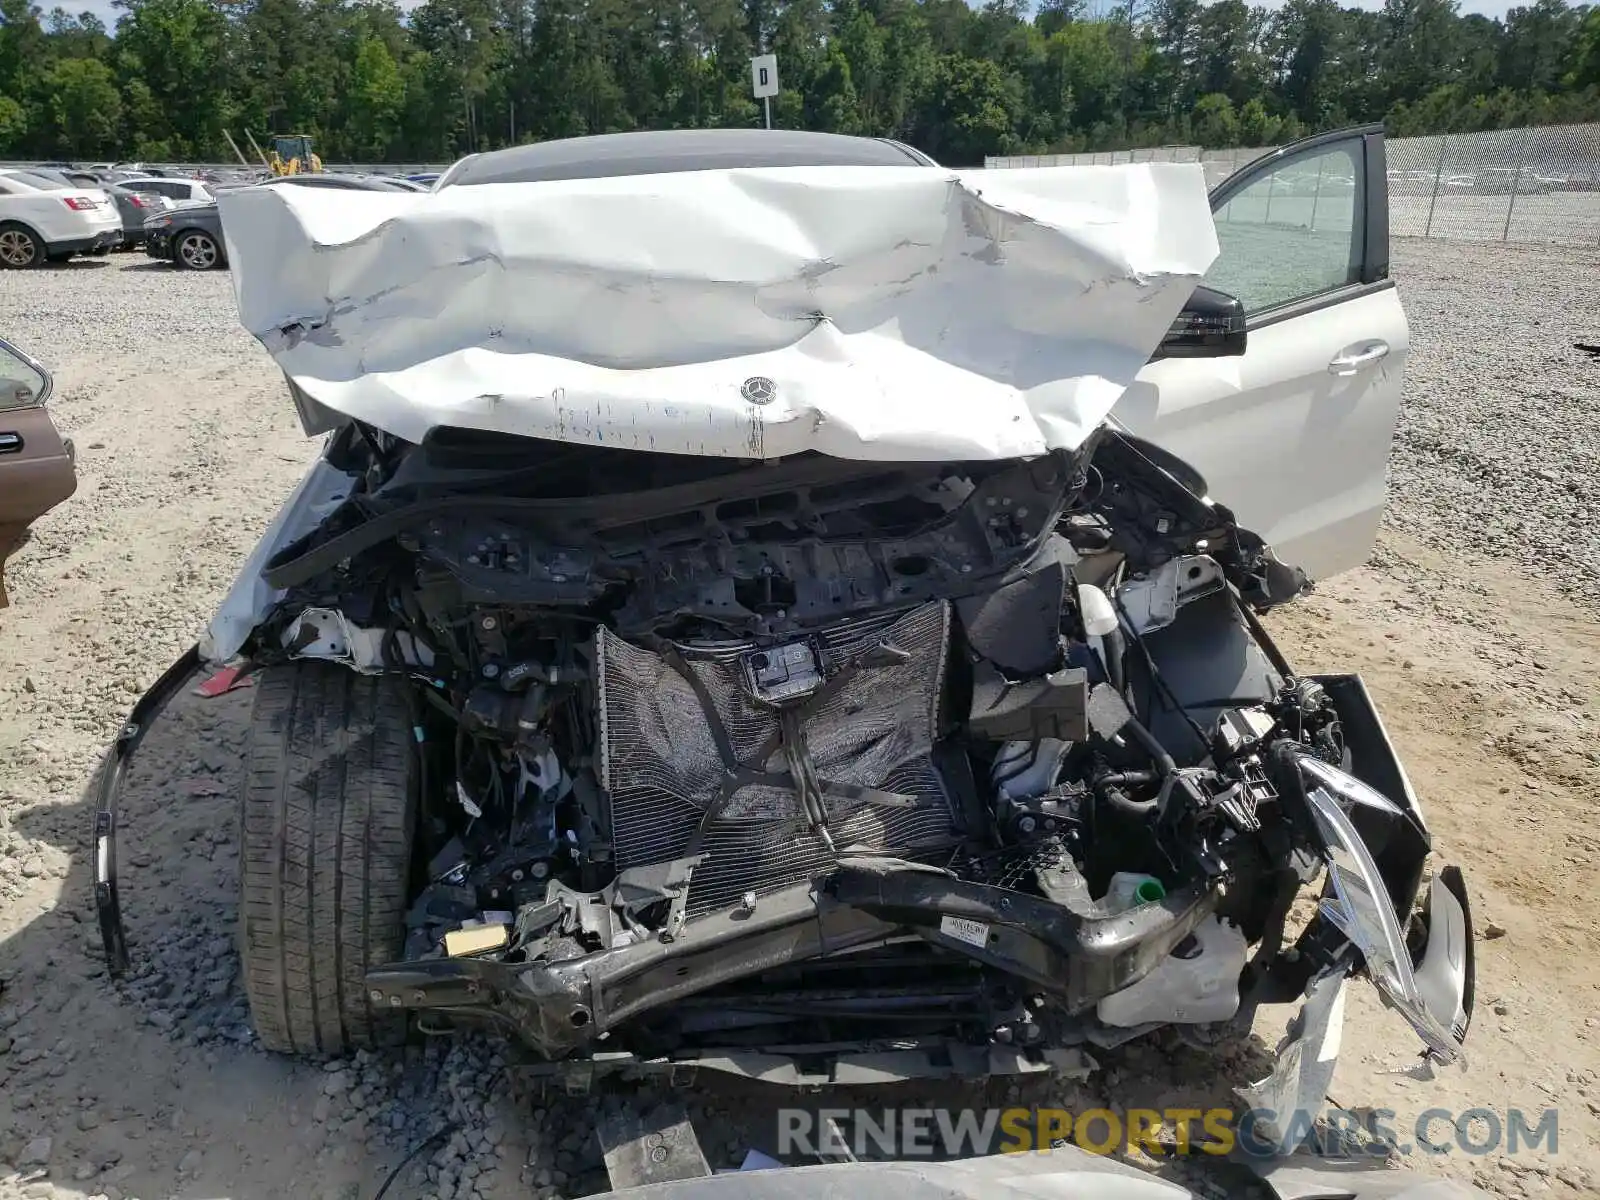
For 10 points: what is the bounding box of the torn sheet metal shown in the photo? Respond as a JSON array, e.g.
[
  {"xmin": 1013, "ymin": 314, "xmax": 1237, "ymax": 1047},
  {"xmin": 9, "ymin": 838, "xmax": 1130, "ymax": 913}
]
[
  {"xmin": 219, "ymin": 164, "xmax": 1218, "ymax": 461},
  {"xmin": 198, "ymin": 457, "xmax": 354, "ymax": 664},
  {"xmin": 279, "ymin": 605, "xmax": 436, "ymax": 674},
  {"xmin": 1236, "ymin": 969, "xmax": 1347, "ymax": 1157}
]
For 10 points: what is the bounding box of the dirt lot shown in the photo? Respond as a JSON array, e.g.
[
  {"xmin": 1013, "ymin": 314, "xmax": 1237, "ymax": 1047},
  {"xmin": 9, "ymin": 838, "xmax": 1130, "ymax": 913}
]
[{"xmin": 0, "ymin": 244, "xmax": 1597, "ymax": 1200}]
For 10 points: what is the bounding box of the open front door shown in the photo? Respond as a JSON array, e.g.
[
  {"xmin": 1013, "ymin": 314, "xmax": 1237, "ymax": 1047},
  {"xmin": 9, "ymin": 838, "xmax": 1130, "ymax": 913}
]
[
  {"xmin": 0, "ymin": 339, "xmax": 76, "ymax": 607},
  {"xmin": 1117, "ymin": 125, "xmax": 1409, "ymax": 582}
]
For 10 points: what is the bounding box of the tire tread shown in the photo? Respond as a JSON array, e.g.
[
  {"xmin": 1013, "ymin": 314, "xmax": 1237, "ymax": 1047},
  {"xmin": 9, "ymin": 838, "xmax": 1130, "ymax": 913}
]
[{"xmin": 239, "ymin": 662, "xmax": 414, "ymax": 1055}]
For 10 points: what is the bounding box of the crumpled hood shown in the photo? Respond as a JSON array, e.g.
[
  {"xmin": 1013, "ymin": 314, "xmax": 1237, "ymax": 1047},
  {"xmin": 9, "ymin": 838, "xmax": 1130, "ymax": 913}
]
[{"xmin": 219, "ymin": 163, "xmax": 1218, "ymax": 460}]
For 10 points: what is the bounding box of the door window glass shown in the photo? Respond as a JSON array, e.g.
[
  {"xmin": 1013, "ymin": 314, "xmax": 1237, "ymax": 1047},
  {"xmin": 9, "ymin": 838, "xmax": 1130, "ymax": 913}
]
[
  {"xmin": 0, "ymin": 344, "xmax": 47, "ymax": 411},
  {"xmin": 1205, "ymin": 143, "xmax": 1363, "ymax": 316}
]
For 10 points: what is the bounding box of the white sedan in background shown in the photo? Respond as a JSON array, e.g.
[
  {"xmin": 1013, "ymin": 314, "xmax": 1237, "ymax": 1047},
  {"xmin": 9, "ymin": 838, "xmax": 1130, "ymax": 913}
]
[{"xmin": 0, "ymin": 169, "xmax": 122, "ymax": 268}]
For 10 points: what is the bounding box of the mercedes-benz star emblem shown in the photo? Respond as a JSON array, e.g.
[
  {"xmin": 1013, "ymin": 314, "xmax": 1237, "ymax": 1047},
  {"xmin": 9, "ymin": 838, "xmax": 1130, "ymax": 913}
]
[{"xmin": 741, "ymin": 376, "xmax": 777, "ymax": 406}]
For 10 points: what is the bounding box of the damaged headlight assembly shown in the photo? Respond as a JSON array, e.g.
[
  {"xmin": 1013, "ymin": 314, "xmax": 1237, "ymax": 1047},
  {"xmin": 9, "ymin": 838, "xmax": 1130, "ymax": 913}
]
[{"xmin": 1298, "ymin": 755, "xmax": 1472, "ymax": 1062}]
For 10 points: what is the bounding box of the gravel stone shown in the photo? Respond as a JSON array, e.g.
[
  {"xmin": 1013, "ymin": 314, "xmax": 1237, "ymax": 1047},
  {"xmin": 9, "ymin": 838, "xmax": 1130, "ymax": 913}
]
[{"xmin": 20, "ymin": 1135, "xmax": 53, "ymax": 1165}]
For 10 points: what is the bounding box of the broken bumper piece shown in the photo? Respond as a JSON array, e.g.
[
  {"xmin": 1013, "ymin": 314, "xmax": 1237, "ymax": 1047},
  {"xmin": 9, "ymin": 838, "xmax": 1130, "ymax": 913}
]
[
  {"xmin": 517, "ymin": 1043, "xmax": 1097, "ymax": 1091},
  {"xmin": 1238, "ymin": 864, "xmax": 1475, "ymax": 1158},
  {"xmin": 365, "ymin": 863, "xmax": 1219, "ymax": 1066}
]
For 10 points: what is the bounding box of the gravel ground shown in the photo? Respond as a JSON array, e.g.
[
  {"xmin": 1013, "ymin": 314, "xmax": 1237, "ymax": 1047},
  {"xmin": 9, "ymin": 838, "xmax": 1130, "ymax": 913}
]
[
  {"xmin": 1388, "ymin": 191, "xmax": 1600, "ymax": 244},
  {"xmin": 1386, "ymin": 239, "xmax": 1600, "ymax": 612},
  {"xmin": 0, "ymin": 248, "xmax": 1595, "ymax": 1200}
]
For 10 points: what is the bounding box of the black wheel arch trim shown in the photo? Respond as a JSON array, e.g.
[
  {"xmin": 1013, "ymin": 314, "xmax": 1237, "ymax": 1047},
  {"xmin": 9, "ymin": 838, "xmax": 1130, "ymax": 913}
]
[{"xmin": 95, "ymin": 645, "xmax": 204, "ymax": 976}]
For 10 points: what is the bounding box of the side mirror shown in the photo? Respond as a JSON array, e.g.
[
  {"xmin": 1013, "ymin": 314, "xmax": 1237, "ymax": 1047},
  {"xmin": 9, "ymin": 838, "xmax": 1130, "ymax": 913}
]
[{"xmin": 1152, "ymin": 285, "xmax": 1247, "ymax": 360}]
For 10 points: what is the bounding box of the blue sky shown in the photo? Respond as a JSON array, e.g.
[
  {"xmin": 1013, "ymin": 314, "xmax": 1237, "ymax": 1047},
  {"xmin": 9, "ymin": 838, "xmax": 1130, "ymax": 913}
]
[{"xmin": 50, "ymin": 0, "xmax": 1522, "ymax": 38}]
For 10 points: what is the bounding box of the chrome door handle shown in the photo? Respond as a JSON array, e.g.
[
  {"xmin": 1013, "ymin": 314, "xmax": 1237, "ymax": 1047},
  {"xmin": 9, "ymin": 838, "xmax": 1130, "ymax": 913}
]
[
  {"xmin": 1328, "ymin": 340, "xmax": 1390, "ymax": 376},
  {"xmin": 0, "ymin": 432, "xmax": 21, "ymax": 454}
]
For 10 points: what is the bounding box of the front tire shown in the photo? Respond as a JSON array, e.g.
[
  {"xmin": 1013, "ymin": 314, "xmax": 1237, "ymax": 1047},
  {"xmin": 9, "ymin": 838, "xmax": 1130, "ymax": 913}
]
[
  {"xmin": 0, "ymin": 224, "xmax": 42, "ymax": 269},
  {"xmin": 174, "ymin": 229, "xmax": 221, "ymax": 271},
  {"xmin": 238, "ymin": 662, "xmax": 417, "ymax": 1056}
]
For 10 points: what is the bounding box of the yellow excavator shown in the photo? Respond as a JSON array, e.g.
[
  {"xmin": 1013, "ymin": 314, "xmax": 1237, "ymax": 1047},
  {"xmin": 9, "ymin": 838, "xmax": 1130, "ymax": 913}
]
[
  {"xmin": 226, "ymin": 129, "xmax": 324, "ymax": 176},
  {"xmin": 265, "ymin": 133, "xmax": 323, "ymax": 176}
]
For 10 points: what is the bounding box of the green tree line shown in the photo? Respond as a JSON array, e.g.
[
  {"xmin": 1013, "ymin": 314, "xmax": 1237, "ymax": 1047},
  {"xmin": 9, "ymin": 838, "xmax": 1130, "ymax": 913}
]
[{"xmin": 3, "ymin": 0, "xmax": 1600, "ymax": 165}]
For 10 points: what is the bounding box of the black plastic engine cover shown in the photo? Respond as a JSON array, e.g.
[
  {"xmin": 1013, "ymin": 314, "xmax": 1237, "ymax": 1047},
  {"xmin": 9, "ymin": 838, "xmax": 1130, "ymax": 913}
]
[
  {"xmin": 967, "ymin": 662, "xmax": 1089, "ymax": 742},
  {"xmin": 954, "ymin": 536, "xmax": 1073, "ymax": 677}
]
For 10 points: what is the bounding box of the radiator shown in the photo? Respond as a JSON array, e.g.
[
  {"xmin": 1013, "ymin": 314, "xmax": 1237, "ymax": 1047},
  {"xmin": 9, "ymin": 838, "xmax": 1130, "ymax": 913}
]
[{"xmin": 596, "ymin": 602, "xmax": 960, "ymax": 914}]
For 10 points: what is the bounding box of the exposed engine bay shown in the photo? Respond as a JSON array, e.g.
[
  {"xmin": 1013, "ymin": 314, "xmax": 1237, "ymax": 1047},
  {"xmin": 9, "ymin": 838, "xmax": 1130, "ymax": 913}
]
[{"xmin": 182, "ymin": 418, "xmax": 1475, "ymax": 1089}]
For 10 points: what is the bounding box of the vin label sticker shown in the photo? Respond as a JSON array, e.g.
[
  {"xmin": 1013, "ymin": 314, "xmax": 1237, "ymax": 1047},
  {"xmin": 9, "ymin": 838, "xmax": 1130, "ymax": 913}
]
[{"xmin": 939, "ymin": 915, "xmax": 990, "ymax": 948}]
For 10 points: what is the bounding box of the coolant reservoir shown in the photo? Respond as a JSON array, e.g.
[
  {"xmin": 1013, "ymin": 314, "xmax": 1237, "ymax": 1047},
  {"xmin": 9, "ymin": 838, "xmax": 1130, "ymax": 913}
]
[
  {"xmin": 1077, "ymin": 584, "xmax": 1118, "ymax": 637},
  {"xmin": 1105, "ymin": 871, "xmax": 1166, "ymax": 911},
  {"xmin": 1096, "ymin": 916, "xmax": 1249, "ymax": 1028},
  {"xmin": 1077, "ymin": 583, "xmax": 1121, "ymax": 686}
]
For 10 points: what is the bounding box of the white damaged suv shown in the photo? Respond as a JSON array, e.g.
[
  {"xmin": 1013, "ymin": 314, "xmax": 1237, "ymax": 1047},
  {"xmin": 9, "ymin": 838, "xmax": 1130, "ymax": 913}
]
[{"xmin": 91, "ymin": 129, "xmax": 1468, "ymax": 1159}]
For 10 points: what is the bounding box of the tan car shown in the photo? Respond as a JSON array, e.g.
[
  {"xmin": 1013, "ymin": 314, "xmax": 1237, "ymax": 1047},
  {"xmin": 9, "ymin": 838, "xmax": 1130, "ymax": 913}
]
[{"xmin": 0, "ymin": 337, "xmax": 76, "ymax": 606}]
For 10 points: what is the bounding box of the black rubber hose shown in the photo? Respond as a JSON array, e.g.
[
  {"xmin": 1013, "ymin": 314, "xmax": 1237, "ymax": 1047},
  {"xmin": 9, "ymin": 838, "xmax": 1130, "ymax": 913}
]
[
  {"xmin": 1234, "ymin": 590, "xmax": 1297, "ymax": 681},
  {"xmin": 1098, "ymin": 782, "xmax": 1158, "ymax": 818},
  {"xmin": 371, "ymin": 1122, "xmax": 459, "ymax": 1200},
  {"xmin": 1122, "ymin": 713, "xmax": 1177, "ymax": 778},
  {"xmin": 1095, "ymin": 715, "xmax": 1177, "ymax": 818},
  {"xmin": 1102, "ymin": 627, "xmax": 1127, "ymax": 697},
  {"xmin": 1093, "ymin": 770, "xmax": 1158, "ymax": 788}
]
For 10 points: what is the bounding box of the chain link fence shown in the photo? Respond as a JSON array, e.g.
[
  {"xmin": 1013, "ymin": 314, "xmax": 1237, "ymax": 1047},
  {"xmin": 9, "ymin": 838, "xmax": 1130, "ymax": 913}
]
[
  {"xmin": 1385, "ymin": 124, "xmax": 1600, "ymax": 243},
  {"xmin": 987, "ymin": 123, "xmax": 1600, "ymax": 246}
]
